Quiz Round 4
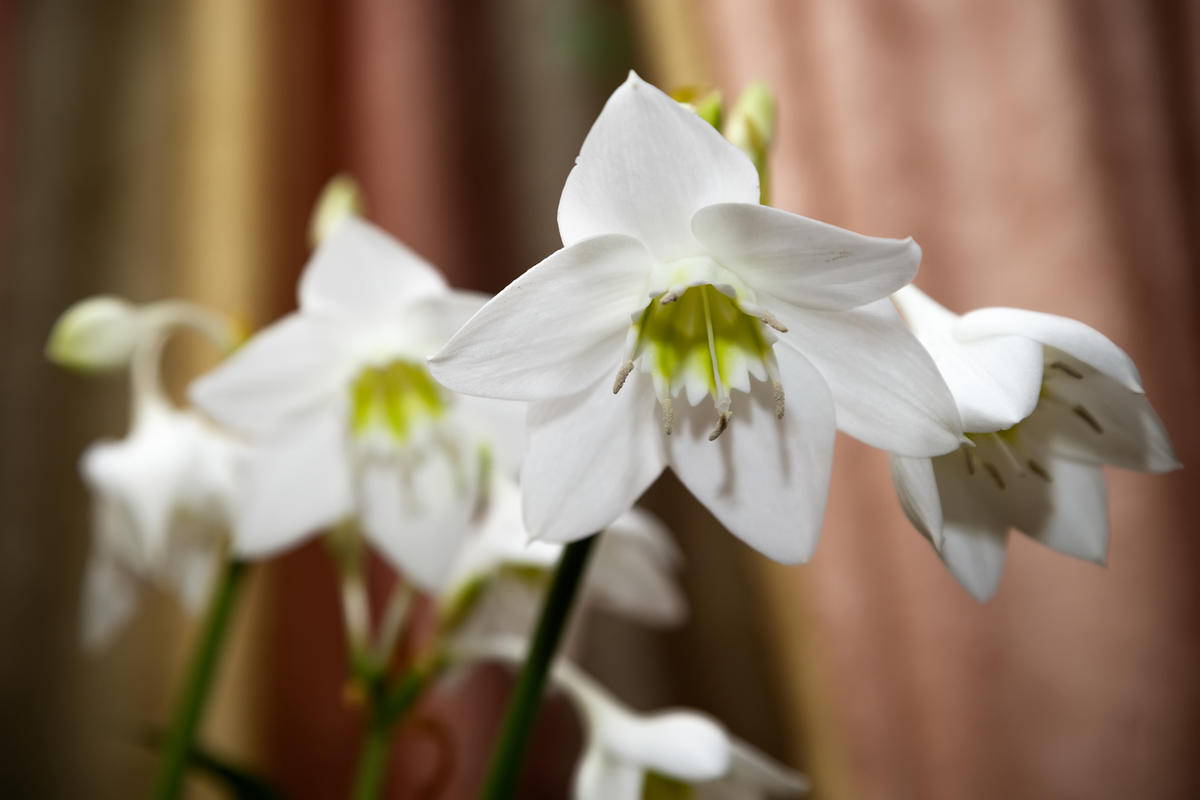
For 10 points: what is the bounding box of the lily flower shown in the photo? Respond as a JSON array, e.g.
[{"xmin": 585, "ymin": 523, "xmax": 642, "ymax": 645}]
[
  {"xmin": 439, "ymin": 478, "xmax": 686, "ymax": 638},
  {"xmin": 48, "ymin": 297, "xmax": 244, "ymax": 647},
  {"xmin": 431, "ymin": 72, "xmax": 961, "ymax": 561},
  {"xmin": 889, "ymin": 286, "xmax": 1180, "ymax": 600},
  {"xmin": 189, "ymin": 215, "xmax": 522, "ymax": 590},
  {"xmin": 454, "ymin": 637, "xmax": 808, "ymax": 799}
]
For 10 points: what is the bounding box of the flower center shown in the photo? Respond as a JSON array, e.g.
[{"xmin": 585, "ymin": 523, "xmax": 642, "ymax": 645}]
[
  {"xmin": 349, "ymin": 359, "xmax": 447, "ymax": 442},
  {"xmin": 612, "ymin": 284, "xmax": 784, "ymax": 440}
]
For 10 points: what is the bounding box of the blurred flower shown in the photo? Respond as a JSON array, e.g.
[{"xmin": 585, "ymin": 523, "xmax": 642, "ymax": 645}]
[
  {"xmin": 190, "ymin": 216, "xmax": 521, "ymax": 590},
  {"xmin": 889, "ymin": 286, "xmax": 1180, "ymax": 600},
  {"xmin": 454, "ymin": 637, "xmax": 808, "ymax": 800},
  {"xmin": 431, "ymin": 71, "xmax": 960, "ymax": 562},
  {"xmin": 47, "ymin": 297, "xmax": 244, "ymax": 647},
  {"xmin": 439, "ymin": 478, "xmax": 685, "ymax": 638}
]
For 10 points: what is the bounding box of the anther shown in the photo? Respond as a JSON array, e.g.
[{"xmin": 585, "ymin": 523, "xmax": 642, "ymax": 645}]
[
  {"xmin": 773, "ymin": 380, "xmax": 785, "ymax": 420},
  {"xmin": 661, "ymin": 396, "xmax": 674, "ymax": 436},
  {"xmin": 759, "ymin": 310, "xmax": 788, "ymax": 333},
  {"xmin": 1073, "ymin": 404, "xmax": 1103, "ymax": 433},
  {"xmin": 612, "ymin": 360, "xmax": 634, "ymax": 395},
  {"xmin": 1050, "ymin": 361, "xmax": 1084, "ymax": 379},
  {"xmin": 963, "ymin": 445, "xmax": 976, "ymax": 475},
  {"xmin": 1028, "ymin": 459, "xmax": 1052, "ymax": 482},
  {"xmin": 708, "ymin": 409, "xmax": 731, "ymax": 441},
  {"xmin": 659, "ymin": 290, "xmax": 680, "ymax": 305},
  {"xmin": 983, "ymin": 462, "xmax": 1006, "ymax": 490}
]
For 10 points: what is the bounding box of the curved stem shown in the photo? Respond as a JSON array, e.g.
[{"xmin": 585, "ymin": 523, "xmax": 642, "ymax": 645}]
[
  {"xmin": 351, "ymin": 708, "xmax": 394, "ymax": 800},
  {"xmin": 479, "ymin": 535, "xmax": 598, "ymax": 800},
  {"xmin": 153, "ymin": 559, "xmax": 246, "ymax": 799}
]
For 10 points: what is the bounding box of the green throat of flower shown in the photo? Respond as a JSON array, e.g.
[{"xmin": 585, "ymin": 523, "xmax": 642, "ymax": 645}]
[
  {"xmin": 613, "ymin": 284, "xmax": 785, "ymax": 441},
  {"xmin": 350, "ymin": 359, "xmax": 446, "ymax": 441}
]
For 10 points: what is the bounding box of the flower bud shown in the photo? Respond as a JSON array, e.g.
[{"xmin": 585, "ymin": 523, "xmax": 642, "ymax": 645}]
[
  {"xmin": 670, "ymin": 85, "xmax": 724, "ymax": 130},
  {"xmin": 308, "ymin": 173, "xmax": 366, "ymax": 248},
  {"xmin": 723, "ymin": 81, "xmax": 776, "ymax": 203},
  {"xmin": 46, "ymin": 295, "xmax": 142, "ymax": 372}
]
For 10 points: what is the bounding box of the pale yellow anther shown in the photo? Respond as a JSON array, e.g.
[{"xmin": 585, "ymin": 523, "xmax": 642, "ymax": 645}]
[{"xmin": 613, "ymin": 360, "xmax": 634, "ymax": 395}]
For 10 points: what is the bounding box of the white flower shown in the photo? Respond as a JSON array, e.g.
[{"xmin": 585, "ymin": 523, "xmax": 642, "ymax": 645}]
[
  {"xmin": 440, "ymin": 478, "xmax": 686, "ymax": 637},
  {"xmin": 431, "ymin": 72, "xmax": 961, "ymax": 561},
  {"xmin": 889, "ymin": 286, "xmax": 1180, "ymax": 600},
  {"xmin": 47, "ymin": 298, "xmax": 245, "ymax": 647},
  {"xmin": 454, "ymin": 637, "xmax": 808, "ymax": 800},
  {"xmin": 189, "ymin": 216, "xmax": 522, "ymax": 590}
]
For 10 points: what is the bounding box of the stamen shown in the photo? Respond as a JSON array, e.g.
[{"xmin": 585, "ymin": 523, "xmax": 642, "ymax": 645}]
[
  {"xmin": 773, "ymin": 381, "xmax": 785, "ymax": 420},
  {"xmin": 661, "ymin": 395, "xmax": 674, "ymax": 436},
  {"xmin": 1050, "ymin": 360, "xmax": 1084, "ymax": 379},
  {"xmin": 763, "ymin": 350, "xmax": 785, "ymax": 419},
  {"xmin": 612, "ymin": 360, "xmax": 634, "ymax": 395},
  {"xmin": 962, "ymin": 444, "xmax": 976, "ymax": 475},
  {"xmin": 1028, "ymin": 459, "xmax": 1052, "ymax": 482},
  {"xmin": 759, "ymin": 310, "xmax": 788, "ymax": 333},
  {"xmin": 989, "ymin": 433, "xmax": 1027, "ymax": 476},
  {"xmin": 659, "ymin": 289, "xmax": 681, "ymax": 305},
  {"xmin": 983, "ymin": 462, "xmax": 1006, "ymax": 490},
  {"xmin": 1073, "ymin": 404, "xmax": 1103, "ymax": 433},
  {"xmin": 708, "ymin": 407, "xmax": 731, "ymax": 441}
]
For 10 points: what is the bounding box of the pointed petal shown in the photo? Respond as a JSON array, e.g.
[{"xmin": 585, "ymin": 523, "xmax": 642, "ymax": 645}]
[
  {"xmin": 667, "ymin": 346, "xmax": 835, "ymax": 563},
  {"xmin": 189, "ymin": 314, "xmax": 350, "ymax": 438},
  {"xmin": 590, "ymin": 508, "xmax": 687, "ymax": 626},
  {"xmin": 772, "ymin": 299, "xmax": 962, "ymax": 456},
  {"xmin": 79, "ymin": 543, "xmax": 139, "ymax": 649},
  {"xmin": 1027, "ymin": 362, "xmax": 1180, "ymax": 473},
  {"xmin": 1006, "ymin": 457, "xmax": 1110, "ymax": 564},
  {"xmin": 558, "ymin": 72, "xmax": 759, "ymax": 261},
  {"xmin": 429, "ymin": 235, "xmax": 652, "ymax": 401},
  {"xmin": 605, "ymin": 710, "xmax": 732, "ymax": 783},
  {"xmin": 574, "ymin": 747, "xmax": 644, "ymax": 800},
  {"xmin": 889, "ymin": 455, "xmax": 944, "ymax": 549},
  {"xmin": 521, "ymin": 372, "xmax": 667, "ymax": 543},
  {"xmin": 361, "ymin": 444, "xmax": 482, "ymax": 592},
  {"xmin": 392, "ymin": 289, "xmax": 490, "ymax": 356},
  {"xmin": 693, "ymin": 202, "xmax": 920, "ymax": 310},
  {"xmin": 955, "ymin": 307, "xmax": 1143, "ymax": 392},
  {"xmin": 299, "ymin": 216, "xmax": 446, "ymax": 318},
  {"xmin": 233, "ymin": 409, "xmax": 354, "ymax": 558},
  {"xmin": 722, "ymin": 738, "xmax": 811, "ymax": 796},
  {"xmin": 932, "ymin": 455, "xmax": 1010, "ymax": 601}
]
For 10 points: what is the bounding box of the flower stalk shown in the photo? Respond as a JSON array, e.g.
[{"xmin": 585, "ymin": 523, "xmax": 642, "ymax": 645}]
[
  {"xmin": 153, "ymin": 559, "xmax": 247, "ymax": 799},
  {"xmin": 479, "ymin": 535, "xmax": 598, "ymax": 800}
]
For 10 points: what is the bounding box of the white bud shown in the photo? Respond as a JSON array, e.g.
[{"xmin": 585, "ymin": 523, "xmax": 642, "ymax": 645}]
[
  {"xmin": 46, "ymin": 295, "xmax": 142, "ymax": 372},
  {"xmin": 309, "ymin": 173, "xmax": 366, "ymax": 248}
]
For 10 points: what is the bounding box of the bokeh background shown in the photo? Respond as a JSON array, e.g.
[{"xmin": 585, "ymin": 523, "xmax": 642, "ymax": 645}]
[{"xmin": 2, "ymin": 1, "xmax": 1198, "ymax": 798}]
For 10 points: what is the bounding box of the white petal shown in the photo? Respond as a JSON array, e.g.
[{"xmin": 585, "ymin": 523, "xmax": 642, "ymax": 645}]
[
  {"xmin": 162, "ymin": 516, "xmax": 222, "ymax": 612},
  {"xmin": 772, "ymin": 299, "xmax": 963, "ymax": 456},
  {"xmin": 693, "ymin": 203, "xmax": 920, "ymax": 310},
  {"xmin": 604, "ymin": 710, "xmax": 732, "ymax": 783},
  {"xmin": 189, "ymin": 314, "xmax": 350, "ymax": 438},
  {"xmin": 893, "ymin": 286, "xmax": 1045, "ymax": 431},
  {"xmin": 955, "ymin": 307, "xmax": 1143, "ymax": 392},
  {"xmin": 667, "ymin": 346, "xmax": 835, "ymax": 563},
  {"xmin": 931, "ymin": 456, "xmax": 1010, "ymax": 601},
  {"xmin": 394, "ymin": 289, "xmax": 490, "ymax": 356},
  {"xmin": 429, "ymin": 236, "xmax": 653, "ymax": 401},
  {"xmin": 574, "ymin": 747, "xmax": 644, "ymax": 800},
  {"xmin": 1026, "ymin": 364, "xmax": 1180, "ymax": 473},
  {"xmin": 589, "ymin": 508, "xmax": 687, "ymax": 626},
  {"xmin": 522, "ymin": 372, "xmax": 667, "ymax": 542},
  {"xmin": 298, "ymin": 215, "xmax": 446, "ymax": 318},
  {"xmin": 233, "ymin": 408, "xmax": 354, "ymax": 558},
  {"xmin": 79, "ymin": 543, "xmax": 139, "ymax": 649},
  {"xmin": 360, "ymin": 445, "xmax": 482, "ymax": 592},
  {"xmin": 716, "ymin": 738, "xmax": 810, "ymax": 797},
  {"xmin": 1006, "ymin": 457, "xmax": 1110, "ymax": 564},
  {"xmin": 558, "ymin": 72, "xmax": 760, "ymax": 262},
  {"xmin": 889, "ymin": 455, "xmax": 944, "ymax": 549},
  {"xmin": 449, "ymin": 395, "xmax": 528, "ymax": 479}
]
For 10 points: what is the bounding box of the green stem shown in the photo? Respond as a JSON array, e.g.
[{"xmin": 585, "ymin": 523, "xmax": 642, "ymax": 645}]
[
  {"xmin": 153, "ymin": 559, "xmax": 247, "ymax": 800},
  {"xmin": 349, "ymin": 666, "xmax": 433, "ymax": 800},
  {"xmin": 479, "ymin": 535, "xmax": 598, "ymax": 800}
]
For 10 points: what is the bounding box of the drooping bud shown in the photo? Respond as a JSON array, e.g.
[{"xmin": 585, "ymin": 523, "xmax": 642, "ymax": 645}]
[
  {"xmin": 671, "ymin": 85, "xmax": 724, "ymax": 130},
  {"xmin": 309, "ymin": 173, "xmax": 367, "ymax": 248},
  {"xmin": 723, "ymin": 81, "xmax": 776, "ymax": 204},
  {"xmin": 46, "ymin": 295, "xmax": 142, "ymax": 372}
]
